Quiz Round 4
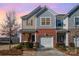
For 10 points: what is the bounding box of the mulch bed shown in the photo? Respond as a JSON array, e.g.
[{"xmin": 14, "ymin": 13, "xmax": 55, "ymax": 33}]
[
  {"xmin": 0, "ymin": 48, "xmax": 37, "ymax": 55},
  {"xmin": 56, "ymin": 47, "xmax": 79, "ymax": 56},
  {"xmin": 65, "ymin": 50, "xmax": 79, "ymax": 56},
  {"xmin": 0, "ymin": 49, "xmax": 23, "ymax": 55}
]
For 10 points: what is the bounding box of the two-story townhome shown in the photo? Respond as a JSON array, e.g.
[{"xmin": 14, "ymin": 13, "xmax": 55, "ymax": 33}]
[
  {"xmin": 67, "ymin": 5, "xmax": 79, "ymax": 47},
  {"xmin": 21, "ymin": 6, "xmax": 58, "ymax": 48},
  {"xmin": 20, "ymin": 5, "xmax": 79, "ymax": 48}
]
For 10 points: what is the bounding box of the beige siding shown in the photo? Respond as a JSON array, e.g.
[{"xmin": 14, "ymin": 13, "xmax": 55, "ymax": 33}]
[{"xmin": 22, "ymin": 16, "xmax": 36, "ymax": 29}]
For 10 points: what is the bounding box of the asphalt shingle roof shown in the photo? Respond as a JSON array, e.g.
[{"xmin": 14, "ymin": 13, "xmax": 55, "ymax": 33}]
[
  {"xmin": 68, "ymin": 5, "xmax": 79, "ymax": 17},
  {"xmin": 21, "ymin": 6, "xmax": 42, "ymax": 20},
  {"xmin": 35, "ymin": 6, "xmax": 48, "ymax": 17}
]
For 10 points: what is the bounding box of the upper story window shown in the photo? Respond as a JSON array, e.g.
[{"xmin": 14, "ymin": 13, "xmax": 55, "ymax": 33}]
[
  {"xmin": 56, "ymin": 19, "xmax": 63, "ymax": 27},
  {"xmin": 26, "ymin": 19, "xmax": 33, "ymax": 25},
  {"xmin": 40, "ymin": 17, "xmax": 51, "ymax": 26},
  {"xmin": 26, "ymin": 20, "xmax": 28, "ymax": 25},
  {"xmin": 75, "ymin": 17, "xmax": 79, "ymax": 26}
]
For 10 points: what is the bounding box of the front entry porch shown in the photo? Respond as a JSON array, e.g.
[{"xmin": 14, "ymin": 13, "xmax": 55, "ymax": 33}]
[
  {"xmin": 57, "ymin": 31, "xmax": 69, "ymax": 47},
  {"xmin": 57, "ymin": 32, "xmax": 66, "ymax": 44},
  {"xmin": 57, "ymin": 32, "xmax": 66, "ymax": 45},
  {"xmin": 22, "ymin": 32, "xmax": 36, "ymax": 43}
]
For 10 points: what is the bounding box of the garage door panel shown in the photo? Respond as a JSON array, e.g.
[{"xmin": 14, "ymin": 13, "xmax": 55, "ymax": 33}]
[{"xmin": 40, "ymin": 37, "xmax": 53, "ymax": 48}]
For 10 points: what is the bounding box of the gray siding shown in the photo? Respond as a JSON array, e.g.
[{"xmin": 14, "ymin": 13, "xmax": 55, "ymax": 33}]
[
  {"xmin": 36, "ymin": 10, "xmax": 56, "ymax": 29},
  {"xmin": 22, "ymin": 16, "xmax": 36, "ymax": 30},
  {"xmin": 68, "ymin": 9, "xmax": 79, "ymax": 29}
]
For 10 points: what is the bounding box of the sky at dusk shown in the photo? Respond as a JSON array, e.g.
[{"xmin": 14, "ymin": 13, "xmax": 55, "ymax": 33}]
[{"xmin": 0, "ymin": 3, "xmax": 79, "ymax": 27}]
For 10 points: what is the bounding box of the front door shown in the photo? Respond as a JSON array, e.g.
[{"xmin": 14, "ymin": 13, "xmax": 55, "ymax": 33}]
[
  {"xmin": 57, "ymin": 32, "xmax": 66, "ymax": 44},
  {"xmin": 31, "ymin": 34, "xmax": 35, "ymax": 42}
]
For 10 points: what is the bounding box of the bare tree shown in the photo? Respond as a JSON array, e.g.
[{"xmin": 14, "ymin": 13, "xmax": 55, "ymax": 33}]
[{"xmin": 0, "ymin": 11, "xmax": 20, "ymax": 49}]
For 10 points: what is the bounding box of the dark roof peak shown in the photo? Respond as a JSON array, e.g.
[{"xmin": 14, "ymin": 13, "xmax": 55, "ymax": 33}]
[
  {"xmin": 36, "ymin": 6, "xmax": 48, "ymax": 17},
  {"xmin": 21, "ymin": 5, "xmax": 42, "ymax": 20},
  {"xmin": 21, "ymin": 5, "xmax": 55, "ymax": 20},
  {"xmin": 68, "ymin": 5, "xmax": 79, "ymax": 17}
]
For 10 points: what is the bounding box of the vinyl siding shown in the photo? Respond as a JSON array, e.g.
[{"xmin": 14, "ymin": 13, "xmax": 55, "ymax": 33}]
[
  {"xmin": 68, "ymin": 9, "xmax": 79, "ymax": 29},
  {"xmin": 36, "ymin": 10, "xmax": 56, "ymax": 29},
  {"xmin": 63, "ymin": 17, "xmax": 68, "ymax": 30},
  {"xmin": 22, "ymin": 16, "xmax": 36, "ymax": 29}
]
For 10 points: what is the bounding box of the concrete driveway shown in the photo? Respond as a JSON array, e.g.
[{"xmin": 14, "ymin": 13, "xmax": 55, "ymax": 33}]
[
  {"xmin": 36, "ymin": 48, "xmax": 66, "ymax": 56},
  {"xmin": 23, "ymin": 48, "xmax": 66, "ymax": 56}
]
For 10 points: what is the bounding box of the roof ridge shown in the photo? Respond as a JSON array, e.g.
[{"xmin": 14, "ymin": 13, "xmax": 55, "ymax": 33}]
[
  {"xmin": 36, "ymin": 5, "xmax": 48, "ymax": 17},
  {"xmin": 21, "ymin": 5, "xmax": 42, "ymax": 20},
  {"xmin": 68, "ymin": 5, "xmax": 79, "ymax": 17}
]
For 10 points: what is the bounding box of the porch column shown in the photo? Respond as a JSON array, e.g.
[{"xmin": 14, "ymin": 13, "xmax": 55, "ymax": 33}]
[
  {"xmin": 65, "ymin": 33, "xmax": 69, "ymax": 46},
  {"xmin": 35, "ymin": 32, "xmax": 37, "ymax": 43},
  {"xmin": 19, "ymin": 33, "xmax": 22, "ymax": 43}
]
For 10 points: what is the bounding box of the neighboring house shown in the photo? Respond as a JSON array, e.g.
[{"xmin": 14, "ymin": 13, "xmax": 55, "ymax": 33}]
[
  {"xmin": 20, "ymin": 5, "xmax": 79, "ymax": 48},
  {"xmin": 0, "ymin": 31, "xmax": 20, "ymax": 44},
  {"xmin": 0, "ymin": 37, "xmax": 19, "ymax": 44},
  {"xmin": 67, "ymin": 5, "xmax": 79, "ymax": 47}
]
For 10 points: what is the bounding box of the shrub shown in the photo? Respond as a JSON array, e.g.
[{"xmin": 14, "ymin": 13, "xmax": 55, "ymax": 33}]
[
  {"xmin": 22, "ymin": 42, "xmax": 33, "ymax": 48},
  {"xmin": 35, "ymin": 42, "xmax": 39, "ymax": 48},
  {"xmin": 29, "ymin": 43, "xmax": 33, "ymax": 48},
  {"xmin": 16, "ymin": 44, "xmax": 22, "ymax": 49},
  {"xmin": 69, "ymin": 43, "xmax": 75, "ymax": 47},
  {"xmin": 56, "ymin": 43, "xmax": 65, "ymax": 48},
  {"xmin": 23, "ymin": 42, "xmax": 30, "ymax": 48},
  {"xmin": 56, "ymin": 43, "xmax": 66, "ymax": 50},
  {"xmin": 16, "ymin": 42, "xmax": 33, "ymax": 49},
  {"xmin": 23, "ymin": 42, "xmax": 28, "ymax": 48}
]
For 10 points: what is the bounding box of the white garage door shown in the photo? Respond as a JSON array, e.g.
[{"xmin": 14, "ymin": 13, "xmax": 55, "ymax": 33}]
[
  {"xmin": 74, "ymin": 37, "xmax": 79, "ymax": 47},
  {"xmin": 40, "ymin": 37, "xmax": 53, "ymax": 48}
]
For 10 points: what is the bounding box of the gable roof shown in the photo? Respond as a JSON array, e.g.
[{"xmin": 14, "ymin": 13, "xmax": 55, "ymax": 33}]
[
  {"xmin": 47, "ymin": 8, "xmax": 58, "ymax": 15},
  {"xmin": 21, "ymin": 5, "xmax": 58, "ymax": 20},
  {"xmin": 68, "ymin": 5, "xmax": 79, "ymax": 17},
  {"xmin": 35, "ymin": 6, "xmax": 48, "ymax": 17},
  {"xmin": 21, "ymin": 6, "xmax": 42, "ymax": 20},
  {"xmin": 36, "ymin": 6, "xmax": 58, "ymax": 17}
]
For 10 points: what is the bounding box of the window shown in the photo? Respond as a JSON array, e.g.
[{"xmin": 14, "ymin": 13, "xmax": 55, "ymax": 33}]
[
  {"xmin": 31, "ymin": 20, "xmax": 33, "ymax": 25},
  {"xmin": 41, "ymin": 18, "xmax": 45, "ymax": 25},
  {"xmin": 41, "ymin": 17, "xmax": 51, "ymax": 26},
  {"xmin": 26, "ymin": 20, "xmax": 28, "ymax": 25},
  {"xmin": 26, "ymin": 19, "xmax": 33, "ymax": 25},
  {"xmin": 46, "ymin": 18, "xmax": 50, "ymax": 25},
  {"xmin": 75, "ymin": 17, "xmax": 79, "ymax": 25},
  {"xmin": 56, "ymin": 19, "xmax": 63, "ymax": 27}
]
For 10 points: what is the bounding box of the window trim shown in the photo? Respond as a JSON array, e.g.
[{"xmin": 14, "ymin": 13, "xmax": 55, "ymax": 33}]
[
  {"xmin": 74, "ymin": 16, "xmax": 79, "ymax": 26},
  {"xmin": 26, "ymin": 20, "xmax": 28, "ymax": 25},
  {"xmin": 40, "ymin": 17, "xmax": 51, "ymax": 26},
  {"xmin": 56, "ymin": 19, "xmax": 63, "ymax": 28},
  {"xmin": 26, "ymin": 19, "xmax": 33, "ymax": 26}
]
